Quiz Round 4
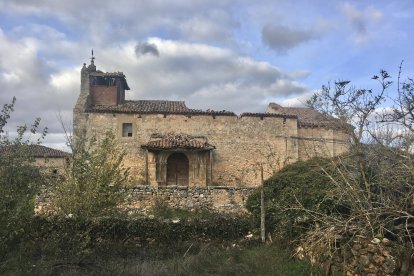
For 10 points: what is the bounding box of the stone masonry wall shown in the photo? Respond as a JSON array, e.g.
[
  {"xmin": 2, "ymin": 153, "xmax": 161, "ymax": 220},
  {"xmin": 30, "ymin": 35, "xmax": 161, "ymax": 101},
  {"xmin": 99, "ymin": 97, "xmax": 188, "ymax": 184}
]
[
  {"xmin": 72, "ymin": 65, "xmax": 91, "ymax": 145},
  {"xmin": 84, "ymin": 113, "xmax": 301, "ymax": 187},
  {"xmin": 35, "ymin": 185, "xmax": 255, "ymax": 215},
  {"xmin": 122, "ymin": 185, "xmax": 254, "ymax": 215},
  {"xmin": 297, "ymin": 127, "xmax": 349, "ymax": 160}
]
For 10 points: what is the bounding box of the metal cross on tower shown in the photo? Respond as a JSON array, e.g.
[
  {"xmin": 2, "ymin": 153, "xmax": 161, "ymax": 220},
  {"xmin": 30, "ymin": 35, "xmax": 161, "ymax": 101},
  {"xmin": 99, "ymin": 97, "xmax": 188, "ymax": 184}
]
[{"xmin": 90, "ymin": 49, "xmax": 95, "ymax": 64}]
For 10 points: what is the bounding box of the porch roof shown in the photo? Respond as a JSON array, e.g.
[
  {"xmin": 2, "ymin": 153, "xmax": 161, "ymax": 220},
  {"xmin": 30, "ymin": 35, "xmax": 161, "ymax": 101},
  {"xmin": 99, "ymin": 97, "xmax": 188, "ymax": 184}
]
[{"xmin": 141, "ymin": 134, "xmax": 215, "ymax": 151}]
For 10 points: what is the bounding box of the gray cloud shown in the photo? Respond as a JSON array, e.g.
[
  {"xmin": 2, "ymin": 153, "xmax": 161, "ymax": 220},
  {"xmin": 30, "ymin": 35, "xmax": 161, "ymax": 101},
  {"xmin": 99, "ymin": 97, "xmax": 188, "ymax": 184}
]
[
  {"xmin": 135, "ymin": 42, "xmax": 159, "ymax": 57},
  {"xmin": 340, "ymin": 3, "xmax": 383, "ymax": 44},
  {"xmin": 1, "ymin": 0, "xmax": 237, "ymax": 46},
  {"xmin": 96, "ymin": 38, "xmax": 309, "ymax": 113},
  {"xmin": 178, "ymin": 9, "xmax": 237, "ymax": 43},
  {"xmin": 261, "ymin": 24, "xmax": 319, "ymax": 53},
  {"xmin": 0, "ymin": 29, "xmax": 78, "ymax": 150}
]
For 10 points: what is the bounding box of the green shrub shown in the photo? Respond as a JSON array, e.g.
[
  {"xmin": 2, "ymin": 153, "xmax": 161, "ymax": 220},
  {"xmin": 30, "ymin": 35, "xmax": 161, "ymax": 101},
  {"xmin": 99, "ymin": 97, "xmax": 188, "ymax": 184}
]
[
  {"xmin": 22, "ymin": 213, "xmax": 253, "ymax": 260},
  {"xmin": 0, "ymin": 98, "xmax": 47, "ymax": 261},
  {"xmin": 246, "ymin": 158, "xmax": 340, "ymax": 242},
  {"xmin": 5, "ymin": 212, "xmax": 322, "ymax": 275},
  {"xmin": 151, "ymin": 198, "xmax": 175, "ymax": 218},
  {"xmin": 55, "ymin": 131, "xmax": 129, "ymax": 218}
]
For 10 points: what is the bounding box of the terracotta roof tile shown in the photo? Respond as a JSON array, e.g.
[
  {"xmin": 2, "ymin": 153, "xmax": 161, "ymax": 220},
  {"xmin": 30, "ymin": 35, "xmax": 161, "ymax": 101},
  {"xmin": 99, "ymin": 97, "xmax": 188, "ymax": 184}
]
[
  {"xmin": 267, "ymin": 103, "xmax": 340, "ymax": 128},
  {"xmin": 89, "ymin": 100, "xmax": 187, "ymax": 113},
  {"xmin": 142, "ymin": 134, "xmax": 215, "ymax": 150},
  {"xmin": 88, "ymin": 100, "xmax": 236, "ymax": 116},
  {"xmin": 0, "ymin": 145, "xmax": 69, "ymax": 158},
  {"xmin": 90, "ymin": 71, "xmax": 126, "ymax": 77},
  {"xmin": 240, "ymin": 112, "xmax": 297, "ymax": 119}
]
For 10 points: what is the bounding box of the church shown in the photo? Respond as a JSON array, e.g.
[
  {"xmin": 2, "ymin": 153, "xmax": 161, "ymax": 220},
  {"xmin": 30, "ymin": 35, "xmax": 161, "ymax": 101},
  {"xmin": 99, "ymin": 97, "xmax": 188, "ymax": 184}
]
[{"xmin": 73, "ymin": 58, "xmax": 348, "ymax": 189}]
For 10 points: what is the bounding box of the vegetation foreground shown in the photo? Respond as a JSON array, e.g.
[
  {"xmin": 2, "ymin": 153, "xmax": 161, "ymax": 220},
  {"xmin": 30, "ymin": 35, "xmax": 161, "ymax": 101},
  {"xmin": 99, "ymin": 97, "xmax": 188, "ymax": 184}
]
[
  {"xmin": 0, "ymin": 98, "xmax": 321, "ymax": 275},
  {"xmin": 2, "ymin": 215, "xmax": 322, "ymax": 276}
]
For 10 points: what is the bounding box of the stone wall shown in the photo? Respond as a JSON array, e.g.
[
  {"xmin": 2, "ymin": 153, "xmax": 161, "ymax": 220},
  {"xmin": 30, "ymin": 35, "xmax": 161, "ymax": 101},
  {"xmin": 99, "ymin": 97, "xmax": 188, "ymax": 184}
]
[
  {"xmin": 81, "ymin": 112, "xmax": 348, "ymax": 188},
  {"xmin": 72, "ymin": 64, "xmax": 91, "ymax": 145},
  {"xmin": 34, "ymin": 157, "xmax": 66, "ymax": 175},
  {"xmin": 122, "ymin": 185, "xmax": 254, "ymax": 215},
  {"xmin": 36, "ymin": 185, "xmax": 255, "ymax": 215},
  {"xmin": 84, "ymin": 112, "xmax": 303, "ymax": 187},
  {"xmin": 297, "ymin": 127, "xmax": 349, "ymax": 160}
]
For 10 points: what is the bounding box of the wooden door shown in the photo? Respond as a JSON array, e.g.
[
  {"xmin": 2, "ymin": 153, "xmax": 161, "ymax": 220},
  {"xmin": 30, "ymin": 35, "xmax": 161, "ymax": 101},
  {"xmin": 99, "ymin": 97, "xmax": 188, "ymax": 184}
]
[{"xmin": 167, "ymin": 153, "xmax": 189, "ymax": 186}]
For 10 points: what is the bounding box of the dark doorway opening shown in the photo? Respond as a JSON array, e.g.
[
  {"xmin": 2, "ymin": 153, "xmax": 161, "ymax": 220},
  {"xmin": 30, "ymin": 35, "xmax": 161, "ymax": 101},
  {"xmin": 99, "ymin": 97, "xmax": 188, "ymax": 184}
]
[{"xmin": 167, "ymin": 153, "xmax": 189, "ymax": 186}]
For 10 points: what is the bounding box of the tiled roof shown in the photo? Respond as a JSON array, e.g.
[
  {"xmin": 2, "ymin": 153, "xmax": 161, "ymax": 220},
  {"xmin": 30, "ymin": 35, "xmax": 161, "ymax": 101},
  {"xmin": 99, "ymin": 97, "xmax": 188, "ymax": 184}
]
[
  {"xmin": 87, "ymin": 100, "xmax": 236, "ymax": 116},
  {"xmin": 29, "ymin": 145, "xmax": 69, "ymax": 157},
  {"xmin": 90, "ymin": 71, "xmax": 126, "ymax": 77},
  {"xmin": 0, "ymin": 145, "xmax": 69, "ymax": 158},
  {"xmin": 89, "ymin": 100, "xmax": 188, "ymax": 113},
  {"xmin": 142, "ymin": 134, "xmax": 215, "ymax": 150},
  {"xmin": 240, "ymin": 112, "xmax": 297, "ymax": 119},
  {"xmin": 267, "ymin": 103, "xmax": 340, "ymax": 128}
]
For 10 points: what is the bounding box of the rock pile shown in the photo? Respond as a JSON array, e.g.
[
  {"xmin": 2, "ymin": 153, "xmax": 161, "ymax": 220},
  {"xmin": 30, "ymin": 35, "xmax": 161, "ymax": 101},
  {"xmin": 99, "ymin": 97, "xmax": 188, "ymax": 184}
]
[
  {"xmin": 340, "ymin": 238, "xmax": 396, "ymax": 275},
  {"xmin": 297, "ymin": 237, "xmax": 400, "ymax": 275}
]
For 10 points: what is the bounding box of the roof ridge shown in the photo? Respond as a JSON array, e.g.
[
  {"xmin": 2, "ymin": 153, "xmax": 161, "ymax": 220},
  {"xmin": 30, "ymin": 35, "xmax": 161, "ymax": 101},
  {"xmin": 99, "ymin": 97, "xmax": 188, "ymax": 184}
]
[{"xmin": 240, "ymin": 112, "xmax": 297, "ymax": 119}]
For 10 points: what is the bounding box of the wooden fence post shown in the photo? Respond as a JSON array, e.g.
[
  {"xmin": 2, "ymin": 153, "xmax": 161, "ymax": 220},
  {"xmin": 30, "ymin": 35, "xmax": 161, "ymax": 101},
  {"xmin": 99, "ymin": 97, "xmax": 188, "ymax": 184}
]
[{"xmin": 261, "ymin": 164, "xmax": 265, "ymax": 243}]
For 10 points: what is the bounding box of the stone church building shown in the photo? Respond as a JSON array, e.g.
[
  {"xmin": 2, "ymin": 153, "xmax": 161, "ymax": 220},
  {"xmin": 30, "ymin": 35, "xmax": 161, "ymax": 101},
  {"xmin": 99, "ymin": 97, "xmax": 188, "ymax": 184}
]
[{"xmin": 73, "ymin": 59, "xmax": 348, "ymax": 189}]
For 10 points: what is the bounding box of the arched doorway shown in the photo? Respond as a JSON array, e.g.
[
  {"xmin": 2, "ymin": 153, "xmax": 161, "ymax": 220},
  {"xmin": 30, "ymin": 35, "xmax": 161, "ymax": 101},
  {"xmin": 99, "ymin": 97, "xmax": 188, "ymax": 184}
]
[{"xmin": 167, "ymin": 153, "xmax": 189, "ymax": 186}]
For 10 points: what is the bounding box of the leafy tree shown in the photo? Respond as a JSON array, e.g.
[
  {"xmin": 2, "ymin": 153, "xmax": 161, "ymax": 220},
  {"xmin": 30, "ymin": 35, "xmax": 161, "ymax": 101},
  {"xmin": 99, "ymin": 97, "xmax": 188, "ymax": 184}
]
[
  {"xmin": 0, "ymin": 97, "xmax": 47, "ymax": 258},
  {"xmin": 55, "ymin": 131, "xmax": 129, "ymax": 218}
]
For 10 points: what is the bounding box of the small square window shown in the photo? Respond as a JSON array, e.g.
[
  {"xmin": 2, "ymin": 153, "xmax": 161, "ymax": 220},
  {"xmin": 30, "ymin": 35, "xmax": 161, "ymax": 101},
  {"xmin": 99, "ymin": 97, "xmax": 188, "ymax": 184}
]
[{"xmin": 122, "ymin": 123, "xmax": 133, "ymax": 137}]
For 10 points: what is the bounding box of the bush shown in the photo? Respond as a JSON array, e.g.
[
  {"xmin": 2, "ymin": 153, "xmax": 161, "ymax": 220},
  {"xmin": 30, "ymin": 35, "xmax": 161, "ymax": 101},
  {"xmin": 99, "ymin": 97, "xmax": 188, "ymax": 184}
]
[
  {"xmin": 55, "ymin": 131, "xmax": 129, "ymax": 218},
  {"xmin": 11, "ymin": 213, "xmax": 253, "ymax": 270},
  {"xmin": 0, "ymin": 98, "xmax": 47, "ymax": 260},
  {"xmin": 246, "ymin": 158, "xmax": 340, "ymax": 242}
]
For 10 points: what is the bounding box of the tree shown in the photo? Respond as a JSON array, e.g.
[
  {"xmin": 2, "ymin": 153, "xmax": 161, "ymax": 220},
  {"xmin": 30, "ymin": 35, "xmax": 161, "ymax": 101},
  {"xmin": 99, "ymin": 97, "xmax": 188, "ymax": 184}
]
[
  {"xmin": 55, "ymin": 131, "xmax": 129, "ymax": 218},
  {"xmin": 296, "ymin": 67, "xmax": 414, "ymax": 271},
  {"xmin": 0, "ymin": 97, "xmax": 47, "ymax": 258},
  {"xmin": 246, "ymin": 66, "xmax": 414, "ymax": 273}
]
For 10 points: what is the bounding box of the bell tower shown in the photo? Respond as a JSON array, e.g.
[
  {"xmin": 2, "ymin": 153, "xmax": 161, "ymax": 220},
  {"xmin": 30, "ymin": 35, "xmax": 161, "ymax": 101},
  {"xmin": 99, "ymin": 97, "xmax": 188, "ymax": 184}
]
[{"xmin": 73, "ymin": 51, "xmax": 130, "ymax": 145}]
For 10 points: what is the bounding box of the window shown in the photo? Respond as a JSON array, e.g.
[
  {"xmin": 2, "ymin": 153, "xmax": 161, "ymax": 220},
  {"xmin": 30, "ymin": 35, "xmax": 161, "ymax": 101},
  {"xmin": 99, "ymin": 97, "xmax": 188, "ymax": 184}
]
[
  {"xmin": 51, "ymin": 169, "xmax": 59, "ymax": 178},
  {"xmin": 122, "ymin": 123, "xmax": 133, "ymax": 137}
]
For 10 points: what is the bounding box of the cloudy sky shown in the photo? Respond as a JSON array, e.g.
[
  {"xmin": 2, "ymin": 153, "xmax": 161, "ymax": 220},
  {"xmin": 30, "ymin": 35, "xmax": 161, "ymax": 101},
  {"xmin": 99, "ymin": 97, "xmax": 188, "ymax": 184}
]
[{"xmin": 1, "ymin": 0, "xmax": 413, "ymax": 150}]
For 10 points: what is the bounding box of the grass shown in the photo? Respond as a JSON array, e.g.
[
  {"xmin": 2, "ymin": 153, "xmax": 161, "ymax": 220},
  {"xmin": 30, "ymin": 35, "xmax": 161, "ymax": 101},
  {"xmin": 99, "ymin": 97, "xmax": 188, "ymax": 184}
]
[
  {"xmin": 5, "ymin": 243, "xmax": 324, "ymax": 276},
  {"xmin": 150, "ymin": 199, "xmax": 211, "ymax": 219},
  {"xmin": 1, "ymin": 206, "xmax": 325, "ymax": 275}
]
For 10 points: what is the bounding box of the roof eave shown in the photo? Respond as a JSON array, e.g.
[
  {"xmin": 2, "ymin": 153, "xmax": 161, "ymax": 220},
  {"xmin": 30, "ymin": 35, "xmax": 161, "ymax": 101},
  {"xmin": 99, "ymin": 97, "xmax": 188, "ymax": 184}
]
[{"xmin": 141, "ymin": 146, "xmax": 215, "ymax": 151}]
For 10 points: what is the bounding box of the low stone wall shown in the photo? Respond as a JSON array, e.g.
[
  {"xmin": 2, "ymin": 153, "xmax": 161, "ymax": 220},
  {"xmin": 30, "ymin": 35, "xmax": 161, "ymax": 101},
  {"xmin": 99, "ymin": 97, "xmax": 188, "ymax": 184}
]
[
  {"xmin": 36, "ymin": 185, "xmax": 255, "ymax": 215},
  {"xmin": 122, "ymin": 185, "xmax": 255, "ymax": 215}
]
